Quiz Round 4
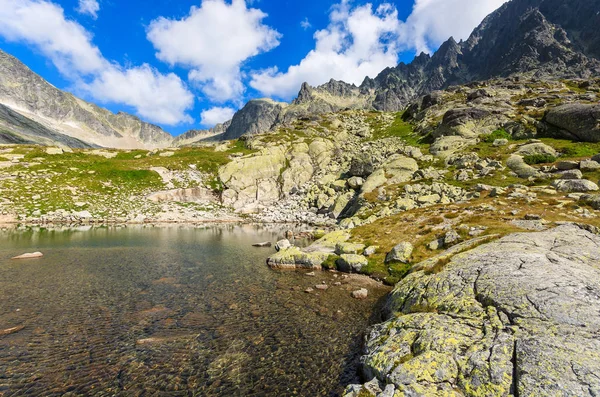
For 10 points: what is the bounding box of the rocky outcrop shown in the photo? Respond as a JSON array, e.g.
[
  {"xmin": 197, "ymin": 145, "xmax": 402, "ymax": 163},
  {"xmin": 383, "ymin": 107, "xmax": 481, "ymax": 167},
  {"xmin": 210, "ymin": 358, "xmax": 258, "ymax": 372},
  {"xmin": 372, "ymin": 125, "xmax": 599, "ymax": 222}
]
[
  {"xmin": 347, "ymin": 224, "xmax": 600, "ymax": 396},
  {"xmin": 223, "ymin": 99, "xmax": 287, "ymax": 140},
  {"xmin": 0, "ymin": 49, "xmax": 174, "ymax": 149}
]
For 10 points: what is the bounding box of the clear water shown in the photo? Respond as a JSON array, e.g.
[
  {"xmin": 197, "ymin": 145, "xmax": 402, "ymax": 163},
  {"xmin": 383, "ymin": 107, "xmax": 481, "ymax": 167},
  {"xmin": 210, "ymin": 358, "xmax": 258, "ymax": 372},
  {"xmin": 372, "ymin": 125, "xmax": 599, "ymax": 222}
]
[{"xmin": 0, "ymin": 225, "xmax": 389, "ymax": 396}]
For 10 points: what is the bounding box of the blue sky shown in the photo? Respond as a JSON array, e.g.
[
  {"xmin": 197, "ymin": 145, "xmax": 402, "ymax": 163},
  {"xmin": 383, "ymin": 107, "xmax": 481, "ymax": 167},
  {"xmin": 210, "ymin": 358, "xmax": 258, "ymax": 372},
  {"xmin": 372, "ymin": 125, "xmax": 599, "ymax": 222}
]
[{"xmin": 0, "ymin": 0, "xmax": 507, "ymax": 135}]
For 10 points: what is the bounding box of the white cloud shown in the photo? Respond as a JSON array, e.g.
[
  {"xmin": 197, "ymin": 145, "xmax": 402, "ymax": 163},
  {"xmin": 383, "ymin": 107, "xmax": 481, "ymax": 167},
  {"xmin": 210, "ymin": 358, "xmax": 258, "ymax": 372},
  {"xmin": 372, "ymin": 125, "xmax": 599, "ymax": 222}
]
[
  {"xmin": 300, "ymin": 17, "xmax": 311, "ymax": 30},
  {"xmin": 147, "ymin": 0, "xmax": 281, "ymax": 103},
  {"xmin": 400, "ymin": 0, "xmax": 509, "ymax": 54},
  {"xmin": 250, "ymin": 0, "xmax": 508, "ymax": 100},
  {"xmin": 76, "ymin": 0, "xmax": 100, "ymax": 19},
  {"xmin": 87, "ymin": 65, "xmax": 194, "ymax": 125},
  {"xmin": 200, "ymin": 106, "xmax": 235, "ymax": 127},
  {"xmin": 0, "ymin": 0, "xmax": 194, "ymax": 125},
  {"xmin": 250, "ymin": 1, "xmax": 400, "ymax": 99}
]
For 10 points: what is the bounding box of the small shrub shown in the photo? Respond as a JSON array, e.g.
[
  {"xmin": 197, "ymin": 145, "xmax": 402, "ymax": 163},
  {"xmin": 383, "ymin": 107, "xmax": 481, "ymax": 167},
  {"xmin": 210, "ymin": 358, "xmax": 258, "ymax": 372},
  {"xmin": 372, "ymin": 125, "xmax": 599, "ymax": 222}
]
[
  {"xmin": 482, "ymin": 128, "xmax": 512, "ymax": 143},
  {"xmin": 523, "ymin": 154, "xmax": 557, "ymax": 165}
]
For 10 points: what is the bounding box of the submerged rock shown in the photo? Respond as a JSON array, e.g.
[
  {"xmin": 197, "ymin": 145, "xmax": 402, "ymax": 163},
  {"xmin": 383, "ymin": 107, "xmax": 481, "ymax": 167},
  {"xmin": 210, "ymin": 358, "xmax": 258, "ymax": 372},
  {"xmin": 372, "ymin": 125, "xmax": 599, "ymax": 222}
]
[{"xmin": 12, "ymin": 252, "xmax": 43, "ymax": 259}]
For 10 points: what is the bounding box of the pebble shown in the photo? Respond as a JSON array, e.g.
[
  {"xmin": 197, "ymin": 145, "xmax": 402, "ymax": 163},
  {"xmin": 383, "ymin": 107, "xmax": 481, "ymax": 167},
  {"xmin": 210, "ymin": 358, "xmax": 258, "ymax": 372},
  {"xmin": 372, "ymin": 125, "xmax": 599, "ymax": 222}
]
[
  {"xmin": 12, "ymin": 252, "xmax": 43, "ymax": 260},
  {"xmin": 351, "ymin": 288, "xmax": 368, "ymax": 299},
  {"xmin": 315, "ymin": 284, "xmax": 329, "ymax": 290}
]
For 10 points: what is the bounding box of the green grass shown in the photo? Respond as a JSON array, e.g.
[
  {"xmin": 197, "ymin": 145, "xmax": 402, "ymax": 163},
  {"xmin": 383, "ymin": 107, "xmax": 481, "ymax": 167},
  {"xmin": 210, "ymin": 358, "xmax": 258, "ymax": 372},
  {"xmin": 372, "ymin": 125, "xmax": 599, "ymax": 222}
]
[
  {"xmin": 368, "ymin": 112, "xmax": 430, "ymax": 147},
  {"xmin": 523, "ymin": 154, "xmax": 557, "ymax": 165},
  {"xmin": 482, "ymin": 128, "xmax": 512, "ymax": 143}
]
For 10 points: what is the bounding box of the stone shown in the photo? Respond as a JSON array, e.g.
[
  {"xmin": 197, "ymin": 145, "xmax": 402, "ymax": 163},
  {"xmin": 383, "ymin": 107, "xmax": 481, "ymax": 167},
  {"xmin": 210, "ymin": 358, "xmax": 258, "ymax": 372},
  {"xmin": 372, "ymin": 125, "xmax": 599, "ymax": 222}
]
[
  {"xmin": 337, "ymin": 254, "xmax": 368, "ymax": 273},
  {"xmin": 12, "ymin": 252, "xmax": 43, "ymax": 259},
  {"xmin": 335, "ymin": 242, "xmax": 366, "ymax": 255},
  {"xmin": 349, "ymin": 154, "xmax": 374, "ymax": 177},
  {"xmin": 351, "ymin": 288, "xmax": 368, "ymax": 299},
  {"xmin": 385, "ymin": 242, "xmax": 413, "ymax": 264},
  {"xmin": 252, "ymin": 242, "xmax": 272, "ymax": 247},
  {"xmin": 557, "ymin": 161, "xmax": 579, "ymax": 170},
  {"xmin": 347, "ymin": 176, "xmax": 364, "ymax": 190},
  {"xmin": 443, "ymin": 229, "xmax": 461, "ymax": 246},
  {"xmin": 430, "ymin": 136, "xmax": 471, "ymax": 158},
  {"xmin": 363, "ymin": 246, "xmax": 379, "ymax": 256},
  {"xmin": 358, "ymin": 225, "xmax": 600, "ymax": 395},
  {"xmin": 580, "ymin": 160, "xmax": 600, "ymax": 172},
  {"xmin": 559, "ymin": 169, "xmax": 583, "ymax": 180},
  {"xmin": 506, "ymin": 155, "xmax": 540, "ymax": 178},
  {"xmin": 275, "ymin": 239, "xmax": 291, "ymax": 252},
  {"xmin": 330, "ymin": 192, "xmax": 354, "ymax": 219},
  {"xmin": 492, "ymin": 138, "xmax": 508, "ymax": 146},
  {"xmin": 545, "ymin": 103, "xmax": 600, "ymax": 142},
  {"xmin": 516, "ymin": 142, "xmax": 558, "ymax": 157},
  {"xmin": 314, "ymin": 284, "xmax": 328, "ymax": 291},
  {"xmin": 552, "ymin": 179, "xmax": 599, "ymax": 192}
]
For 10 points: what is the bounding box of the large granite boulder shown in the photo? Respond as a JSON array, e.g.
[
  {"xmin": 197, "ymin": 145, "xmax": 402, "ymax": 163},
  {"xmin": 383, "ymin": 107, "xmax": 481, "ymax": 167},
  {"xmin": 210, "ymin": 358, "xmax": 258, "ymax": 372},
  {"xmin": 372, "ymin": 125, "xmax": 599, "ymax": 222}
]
[
  {"xmin": 544, "ymin": 104, "xmax": 600, "ymax": 142},
  {"xmin": 349, "ymin": 224, "xmax": 600, "ymax": 396}
]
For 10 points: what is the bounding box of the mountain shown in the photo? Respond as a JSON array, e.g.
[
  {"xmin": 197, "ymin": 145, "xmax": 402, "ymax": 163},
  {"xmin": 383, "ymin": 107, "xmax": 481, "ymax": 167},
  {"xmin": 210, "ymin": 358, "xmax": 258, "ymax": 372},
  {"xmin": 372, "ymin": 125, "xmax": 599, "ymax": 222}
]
[
  {"xmin": 363, "ymin": 0, "xmax": 600, "ymax": 111},
  {"xmin": 0, "ymin": 49, "xmax": 174, "ymax": 149},
  {"xmin": 173, "ymin": 120, "xmax": 231, "ymax": 146},
  {"xmin": 221, "ymin": 0, "xmax": 600, "ymax": 140}
]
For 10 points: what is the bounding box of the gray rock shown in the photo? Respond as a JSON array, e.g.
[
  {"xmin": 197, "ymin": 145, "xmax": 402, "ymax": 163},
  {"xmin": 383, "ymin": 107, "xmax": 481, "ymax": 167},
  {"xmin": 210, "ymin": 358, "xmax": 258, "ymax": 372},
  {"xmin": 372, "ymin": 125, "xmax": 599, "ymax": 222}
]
[
  {"xmin": 580, "ymin": 160, "xmax": 600, "ymax": 172},
  {"xmin": 552, "ymin": 179, "xmax": 599, "ymax": 192},
  {"xmin": 223, "ymin": 99, "xmax": 285, "ymax": 140},
  {"xmin": 275, "ymin": 239, "xmax": 291, "ymax": 252},
  {"xmin": 559, "ymin": 169, "xmax": 583, "ymax": 180},
  {"xmin": 349, "ymin": 154, "xmax": 374, "ymax": 177},
  {"xmin": 351, "ymin": 288, "xmax": 368, "ymax": 300},
  {"xmin": 517, "ymin": 142, "xmax": 558, "ymax": 157},
  {"xmin": 557, "ymin": 161, "xmax": 579, "ymax": 170},
  {"xmin": 506, "ymin": 155, "xmax": 540, "ymax": 178},
  {"xmin": 545, "ymin": 104, "xmax": 600, "ymax": 142},
  {"xmin": 492, "ymin": 138, "xmax": 508, "ymax": 146},
  {"xmin": 363, "ymin": 246, "xmax": 379, "ymax": 257},
  {"xmin": 359, "ymin": 225, "xmax": 600, "ymax": 396},
  {"xmin": 337, "ymin": 254, "xmax": 368, "ymax": 273},
  {"xmin": 385, "ymin": 242, "xmax": 413, "ymax": 264},
  {"xmin": 347, "ymin": 176, "xmax": 364, "ymax": 190}
]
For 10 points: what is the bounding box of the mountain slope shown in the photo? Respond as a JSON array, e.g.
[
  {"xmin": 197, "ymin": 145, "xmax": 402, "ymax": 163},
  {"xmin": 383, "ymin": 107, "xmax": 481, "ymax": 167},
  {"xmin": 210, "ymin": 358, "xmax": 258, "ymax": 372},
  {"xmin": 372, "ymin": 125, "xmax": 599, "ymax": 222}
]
[
  {"xmin": 364, "ymin": 0, "xmax": 600, "ymax": 111},
  {"xmin": 0, "ymin": 49, "xmax": 174, "ymax": 149}
]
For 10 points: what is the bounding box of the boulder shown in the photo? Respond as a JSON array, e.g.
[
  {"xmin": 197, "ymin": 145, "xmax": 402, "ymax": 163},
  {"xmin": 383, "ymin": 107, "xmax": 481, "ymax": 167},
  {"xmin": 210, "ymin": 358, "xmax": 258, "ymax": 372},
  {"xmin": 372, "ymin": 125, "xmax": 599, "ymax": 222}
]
[
  {"xmin": 557, "ymin": 161, "xmax": 579, "ymax": 170},
  {"xmin": 559, "ymin": 169, "xmax": 583, "ymax": 180},
  {"xmin": 506, "ymin": 155, "xmax": 540, "ymax": 178},
  {"xmin": 552, "ymin": 179, "xmax": 599, "ymax": 192},
  {"xmin": 349, "ymin": 154, "xmax": 374, "ymax": 177},
  {"xmin": 347, "ymin": 176, "xmax": 364, "ymax": 190},
  {"xmin": 335, "ymin": 242, "xmax": 366, "ymax": 255},
  {"xmin": 580, "ymin": 160, "xmax": 600, "ymax": 172},
  {"xmin": 358, "ymin": 225, "xmax": 600, "ymax": 395},
  {"xmin": 544, "ymin": 103, "xmax": 600, "ymax": 142},
  {"xmin": 385, "ymin": 242, "xmax": 413, "ymax": 264},
  {"xmin": 275, "ymin": 239, "xmax": 291, "ymax": 252},
  {"xmin": 434, "ymin": 107, "xmax": 492, "ymax": 139},
  {"xmin": 430, "ymin": 136, "xmax": 471, "ymax": 158},
  {"xmin": 516, "ymin": 142, "xmax": 558, "ymax": 157},
  {"xmin": 337, "ymin": 254, "xmax": 368, "ymax": 273}
]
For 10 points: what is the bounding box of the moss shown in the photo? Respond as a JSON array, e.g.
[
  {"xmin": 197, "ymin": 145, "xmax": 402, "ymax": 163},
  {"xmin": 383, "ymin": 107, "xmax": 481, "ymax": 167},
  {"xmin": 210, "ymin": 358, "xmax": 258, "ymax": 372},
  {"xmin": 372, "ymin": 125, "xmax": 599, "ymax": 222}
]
[{"xmin": 321, "ymin": 254, "xmax": 339, "ymax": 270}]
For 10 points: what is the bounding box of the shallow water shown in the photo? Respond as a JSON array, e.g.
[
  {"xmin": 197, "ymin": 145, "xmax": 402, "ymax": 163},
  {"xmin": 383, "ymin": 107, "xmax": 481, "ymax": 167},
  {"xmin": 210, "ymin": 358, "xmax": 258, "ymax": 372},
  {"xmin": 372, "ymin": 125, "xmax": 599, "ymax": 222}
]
[{"xmin": 0, "ymin": 225, "xmax": 389, "ymax": 396}]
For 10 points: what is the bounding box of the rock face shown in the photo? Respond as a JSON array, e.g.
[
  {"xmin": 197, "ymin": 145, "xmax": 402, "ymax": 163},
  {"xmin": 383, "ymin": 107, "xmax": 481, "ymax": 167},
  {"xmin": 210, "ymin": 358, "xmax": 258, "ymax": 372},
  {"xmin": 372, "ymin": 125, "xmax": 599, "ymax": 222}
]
[
  {"xmin": 0, "ymin": 49, "xmax": 174, "ymax": 149},
  {"xmin": 353, "ymin": 225, "xmax": 600, "ymax": 396},
  {"xmin": 223, "ymin": 99, "xmax": 287, "ymax": 140},
  {"xmin": 173, "ymin": 121, "xmax": 231, "ymax": 146}
]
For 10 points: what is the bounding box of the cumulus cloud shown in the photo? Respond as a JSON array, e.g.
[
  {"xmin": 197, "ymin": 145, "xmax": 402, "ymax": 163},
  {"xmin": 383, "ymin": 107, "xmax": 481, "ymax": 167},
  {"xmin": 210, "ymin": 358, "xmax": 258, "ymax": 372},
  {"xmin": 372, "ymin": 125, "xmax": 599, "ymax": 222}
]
[
  {"xmin": 250, "ymin": 1, "xmax": 400, "ymax": 99},
  {"xmin": 147, "ymin": 0, "xmax": 281, "ymax": 103},
  {"xmin": 250, "ymin": 0, "xmax": 508, "ymax": 100},
  {"xmin": 76, "ymin": 0, "xmax": 100, "ymax": 19},
  {"xmin": 0, "ymin": 0, "xmax": 194, "ymax": 125},
  {"xmin": 200, "ymin": 106, "xmax": 236, "ymax": 126},
  {"xmin": 400, "ymin": 0, "xmax": 509, "ymax": 54}
]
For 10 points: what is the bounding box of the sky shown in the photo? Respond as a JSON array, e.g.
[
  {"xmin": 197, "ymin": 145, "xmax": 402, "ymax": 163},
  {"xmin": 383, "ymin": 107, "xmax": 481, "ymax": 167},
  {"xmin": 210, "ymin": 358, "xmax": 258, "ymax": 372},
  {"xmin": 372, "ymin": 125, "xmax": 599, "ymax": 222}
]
[{"xmin": 0, "ymin": 0, "xmax": 508, "ymax": 135}]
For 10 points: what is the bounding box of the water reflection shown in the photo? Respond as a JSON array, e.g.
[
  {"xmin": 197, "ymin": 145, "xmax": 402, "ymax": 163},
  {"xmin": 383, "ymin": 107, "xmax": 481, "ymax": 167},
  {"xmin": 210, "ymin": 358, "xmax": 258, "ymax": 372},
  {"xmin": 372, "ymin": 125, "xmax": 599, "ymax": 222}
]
[{"xmin": 0, "ymin": 225, "xmax": 389, "ymax": 396}]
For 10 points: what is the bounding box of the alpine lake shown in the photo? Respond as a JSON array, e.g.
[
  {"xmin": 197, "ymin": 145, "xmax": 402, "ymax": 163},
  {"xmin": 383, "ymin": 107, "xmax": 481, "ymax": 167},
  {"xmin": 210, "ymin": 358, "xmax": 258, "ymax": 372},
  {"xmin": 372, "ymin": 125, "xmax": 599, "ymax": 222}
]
[{"xmin": 0, "ymin": 224, "xmax": 390, "ymax": 396}]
